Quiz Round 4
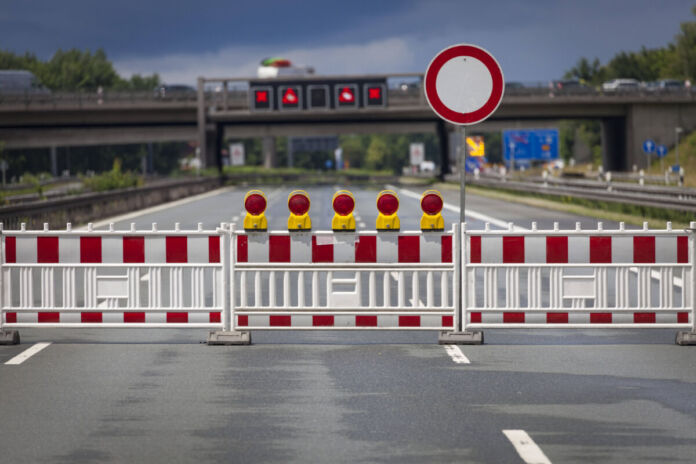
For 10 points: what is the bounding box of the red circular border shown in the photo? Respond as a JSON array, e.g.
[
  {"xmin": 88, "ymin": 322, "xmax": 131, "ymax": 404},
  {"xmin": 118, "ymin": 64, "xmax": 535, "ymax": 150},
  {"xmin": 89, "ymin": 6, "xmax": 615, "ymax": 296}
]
[{"xmin": 424, "ymin": 44, "xmax": 504, "ymax": 125}]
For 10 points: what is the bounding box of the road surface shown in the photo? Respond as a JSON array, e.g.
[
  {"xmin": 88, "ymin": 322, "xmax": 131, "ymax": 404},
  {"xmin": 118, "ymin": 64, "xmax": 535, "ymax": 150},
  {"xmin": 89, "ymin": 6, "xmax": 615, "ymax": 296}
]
[{"xmin": 1, "ymin": 184, "xmax": 694, "ymax": 464}]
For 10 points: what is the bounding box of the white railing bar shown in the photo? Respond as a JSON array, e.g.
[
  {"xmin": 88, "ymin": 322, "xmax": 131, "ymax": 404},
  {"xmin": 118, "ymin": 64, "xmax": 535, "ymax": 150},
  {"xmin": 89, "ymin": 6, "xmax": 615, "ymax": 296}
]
[
  {"xmin": 234, "ymin": 310, "xmax": 455, "ymax": 315},
  {"xmin": 235, "ymin": 263, "xmax": 453, "ymax": 270},
  {"xmin": 467, "ymin": 263, "xmax": 689, "ymax": 268},
  {"xmin": 2, "ymin": 324, "xmax": 222, "ymax": 329},
  {"xmin": 2, "ymin": 263, "xmax": 224, "ymax": 268},
  {"xmin": 468, "ymin": 324, "xmax": 690, "ymax": 329}
]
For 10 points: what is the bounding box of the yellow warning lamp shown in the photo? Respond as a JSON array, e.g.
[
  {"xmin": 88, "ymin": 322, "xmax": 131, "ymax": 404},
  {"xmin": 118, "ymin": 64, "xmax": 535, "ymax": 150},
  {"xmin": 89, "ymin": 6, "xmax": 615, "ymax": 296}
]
[
  {"xmin": 331, "ymin": 190, "xmax": 356, "ymax": 231},
  {"xmin": 243, "ymin": 190, "xmax": 268, "ymax": 231},
  {"xmin": 287, "ymin": 190, "xmax": 312, "ymax": 231},
  {"xmin": 420, "ymin": 190, "xmax": 444, "ymax": 231},
  {"xmin": 375, "ymin": 190, "xmax": 400, "ymax": 231}
]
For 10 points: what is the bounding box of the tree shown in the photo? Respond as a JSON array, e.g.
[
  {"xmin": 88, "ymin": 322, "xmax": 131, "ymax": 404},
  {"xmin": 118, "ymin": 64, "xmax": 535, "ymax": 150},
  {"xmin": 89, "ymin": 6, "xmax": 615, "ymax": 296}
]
[{"xmin": 674, "ymin": 6, "xmax": 696, "ymax": 81}]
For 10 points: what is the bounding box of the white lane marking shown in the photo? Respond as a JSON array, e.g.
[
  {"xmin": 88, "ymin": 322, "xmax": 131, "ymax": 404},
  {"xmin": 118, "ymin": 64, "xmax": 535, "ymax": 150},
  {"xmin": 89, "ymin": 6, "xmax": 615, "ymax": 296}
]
[
  {"xmin": 359, "ymin": 222, "xmax": 367, "ymax": 228},
  {"xmin": 444, "ymin": 345, "xmax": 470, "ymax": 364},
  {"xmin": 408, "ymin": 298, "xmax": 426, "ymax": 307},
  {"xmin": 503, "ymin": 430, "xmax": 552, "ymax": 464},
  {"xmin": 390, "ymin": 271, "xmax": 399, "ymax": 281},
  {"xmin": 5, "ymin": 342, "xmax": 52, "ymax": 365},
  {"xmin": 388, "ymin": 185, "xmax": 526, "ymax": 231},
  {"xmin": 231, "ymin": 216, "xmax": 239, "ymax": 224},
  {"xmin": 83, "ymin": 186, "xmax": 237, "ymax": 229}
]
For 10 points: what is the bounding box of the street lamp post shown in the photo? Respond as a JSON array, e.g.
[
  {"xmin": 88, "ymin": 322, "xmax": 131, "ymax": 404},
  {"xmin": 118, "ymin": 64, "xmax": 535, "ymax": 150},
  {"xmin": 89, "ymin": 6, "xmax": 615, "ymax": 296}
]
[{"xmin": 675, "ymin": 127, "xmax": 683, "ymax": 167}]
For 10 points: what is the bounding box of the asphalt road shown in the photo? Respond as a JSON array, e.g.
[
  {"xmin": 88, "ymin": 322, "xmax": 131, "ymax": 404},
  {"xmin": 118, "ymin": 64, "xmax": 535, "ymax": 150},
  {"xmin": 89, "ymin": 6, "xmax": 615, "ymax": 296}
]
[{"xmin": 1, "ymin": 184, "xmax": 694, "ymax": 464}]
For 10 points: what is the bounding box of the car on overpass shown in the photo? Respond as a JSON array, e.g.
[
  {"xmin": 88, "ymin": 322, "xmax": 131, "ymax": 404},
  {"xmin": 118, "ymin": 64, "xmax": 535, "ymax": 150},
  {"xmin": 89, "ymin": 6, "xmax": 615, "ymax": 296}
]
[
  {"xmin": 0, "ymin": 70, "xmax": 51, "ymax": 95},
  {"xmin": 153, "ymin": 84, "xmax": 196, "ymax": 98},
  {"xmin": 602, "ymin": 78, "xmax": 640, "ymax": 91}
]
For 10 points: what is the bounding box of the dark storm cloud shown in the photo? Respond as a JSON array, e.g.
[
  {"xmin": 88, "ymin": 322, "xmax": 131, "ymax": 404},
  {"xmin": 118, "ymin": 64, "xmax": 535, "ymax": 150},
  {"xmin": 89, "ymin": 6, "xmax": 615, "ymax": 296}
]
[{"xmin": 0, "ymin": 0, "xmax": 693, "ymax": 82}]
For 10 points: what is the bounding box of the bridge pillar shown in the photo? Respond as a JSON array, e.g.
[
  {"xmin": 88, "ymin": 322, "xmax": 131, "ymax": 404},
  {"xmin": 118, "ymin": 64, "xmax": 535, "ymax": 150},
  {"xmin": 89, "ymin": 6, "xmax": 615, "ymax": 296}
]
[
  {"xmin": 262, "ymin": 136, "xmax": 276, "ymax": 168},
  {"xmin": 436, "ymin": 120, "xmax": 450, "ymax": 181},
  {"xmin": 601, "ymin": 117, "xmax": 626, "ymax": 172},
  {"xmin": 204, "ymin": 125, "xmax": 222, "ymax": 169},
  {"xmin": 50, "ymin": 146, "xmax": 58, "ymax": 177}
]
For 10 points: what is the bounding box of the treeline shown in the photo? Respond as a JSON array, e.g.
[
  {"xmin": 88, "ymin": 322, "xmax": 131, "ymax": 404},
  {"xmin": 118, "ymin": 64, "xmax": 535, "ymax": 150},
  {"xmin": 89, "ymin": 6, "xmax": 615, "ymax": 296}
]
[
  {"xmin": 0, "ymin": 48, "xmax": 159, "ymax": 91},
  {"xmin": 565, "ymin": 6, "xmax": 696, "ymax": 85}
]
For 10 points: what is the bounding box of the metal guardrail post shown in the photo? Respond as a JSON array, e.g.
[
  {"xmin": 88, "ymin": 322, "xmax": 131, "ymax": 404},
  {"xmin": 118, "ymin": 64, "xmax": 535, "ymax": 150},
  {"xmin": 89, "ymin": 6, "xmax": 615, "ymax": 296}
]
[{"xmin": 0, "ymin": 222, "xmax": 19, "ymax": 344}]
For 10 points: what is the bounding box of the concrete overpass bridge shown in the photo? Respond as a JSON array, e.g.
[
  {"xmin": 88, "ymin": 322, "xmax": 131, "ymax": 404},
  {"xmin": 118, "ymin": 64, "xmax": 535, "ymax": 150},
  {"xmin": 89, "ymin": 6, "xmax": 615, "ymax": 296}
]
[{"xmin": 1, "ymin": 73, "xmax": 694, "ymax": 172}]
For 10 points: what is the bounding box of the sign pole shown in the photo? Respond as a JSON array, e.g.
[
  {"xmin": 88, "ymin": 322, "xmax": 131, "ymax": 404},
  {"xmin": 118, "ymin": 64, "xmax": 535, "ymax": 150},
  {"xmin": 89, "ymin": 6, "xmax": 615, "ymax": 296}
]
[{"xmin": 459, "ymin": 125, "xmax": 466, "ymax": 224}]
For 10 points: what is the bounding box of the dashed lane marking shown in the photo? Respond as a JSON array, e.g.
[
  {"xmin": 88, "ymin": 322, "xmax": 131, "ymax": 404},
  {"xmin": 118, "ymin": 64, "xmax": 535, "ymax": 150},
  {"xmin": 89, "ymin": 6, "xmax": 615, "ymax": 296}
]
[
  {"xmin": 5, "ymin": 343, "xmax": 52, "ymax": 365},
  {"xmin": 503, "ymin": 430, "xmax": 552, "ymax": 464},
  {"xmin": 444, "ymin": 345, "xmax": 470, "ymax": 364}
]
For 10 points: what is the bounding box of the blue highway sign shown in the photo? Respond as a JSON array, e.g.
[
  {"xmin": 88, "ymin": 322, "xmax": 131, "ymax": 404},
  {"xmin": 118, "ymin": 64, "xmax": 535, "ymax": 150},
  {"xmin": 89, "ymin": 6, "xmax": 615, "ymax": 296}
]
[
  {"xmin": 503, "ymin": 129, "xmax": 559, "ymax": 167},
  {"xmin": 656, "ymin": 144, "xmax": 668, "ymax": 158}
]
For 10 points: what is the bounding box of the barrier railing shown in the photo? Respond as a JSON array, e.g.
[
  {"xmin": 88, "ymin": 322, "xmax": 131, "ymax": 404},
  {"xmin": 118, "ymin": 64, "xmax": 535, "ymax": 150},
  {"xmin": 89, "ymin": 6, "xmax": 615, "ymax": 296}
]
[
  {"xmin": 231, "ymin": 227, "xmax": 456, "ymax": 330},
  {"xmin": 1, "ymin": 220, "xmax": 694, "ymax": 345},
  {"xmin": 462, "ymin": 222, "xmax": 693, "ymax": 333},
  {"xmin": 0, "ymin": 222, "xmax": 227, "ymax": 330}
]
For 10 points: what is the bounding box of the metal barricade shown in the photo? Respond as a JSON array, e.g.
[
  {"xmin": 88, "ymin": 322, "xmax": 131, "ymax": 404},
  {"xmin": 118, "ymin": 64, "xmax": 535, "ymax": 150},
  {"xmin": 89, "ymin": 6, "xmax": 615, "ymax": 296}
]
[
  {"xmin": 461, "ymin": 222, "xmax": 693, "ymax": 331},
  {"xmin": 230, "ymin": 225, "xmax": 457, "ymax": 330},
  {"xmin": 0, "ymin": 222, "xmax": 227, "ymax": 330}
]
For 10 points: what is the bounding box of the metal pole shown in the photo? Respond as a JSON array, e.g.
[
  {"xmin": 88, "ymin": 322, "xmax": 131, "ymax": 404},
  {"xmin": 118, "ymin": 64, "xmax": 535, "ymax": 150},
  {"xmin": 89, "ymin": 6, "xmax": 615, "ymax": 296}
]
[
  {"xmin": 196, "ymin": 77, "xmax": 206, "ymax": 170},
  {"xmin": 691, "ymin": 221, "xmax": 696, "ymax": 336},
  {"xmin": 459, "ymin": 125, "xmax": 466, "ymax": 224}
]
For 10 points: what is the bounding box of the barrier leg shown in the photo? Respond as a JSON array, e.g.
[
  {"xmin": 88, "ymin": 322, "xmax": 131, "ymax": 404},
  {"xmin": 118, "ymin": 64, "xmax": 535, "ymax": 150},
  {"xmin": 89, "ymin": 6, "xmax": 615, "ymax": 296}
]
[
  {"xmin": 438, "ymin": 223, "xmax": 483, "ymax": 345},
  {"xmin": 676, "ymin": 223, "xmax": 696, "ymax": 346},
  {"xmin": 208, "ymin": 224, "xmax": 251, "ymax": 345},
  {"xmin": 0, "ymin": 229, "xmax": 19, "ymax": 345}
]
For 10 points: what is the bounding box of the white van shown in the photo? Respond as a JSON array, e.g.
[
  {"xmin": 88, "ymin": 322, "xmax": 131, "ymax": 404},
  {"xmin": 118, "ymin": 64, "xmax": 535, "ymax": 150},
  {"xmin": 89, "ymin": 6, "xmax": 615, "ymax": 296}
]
[{"xmin": 601, "ymin": 78, "xmax": 640, "ymax": 92}]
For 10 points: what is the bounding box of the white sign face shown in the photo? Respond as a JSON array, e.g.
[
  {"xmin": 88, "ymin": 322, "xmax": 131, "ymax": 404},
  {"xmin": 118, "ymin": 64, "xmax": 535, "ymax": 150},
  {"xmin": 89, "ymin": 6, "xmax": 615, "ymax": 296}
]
[
  {"xmin": 410, "ymin": 143, "xmax": 425, "ymax": 166},
  {"xmin": 424, "ymin": 44, "xmax": 504, "ymax": 126},
  {"xmin": 229, "ymin": 143, "xmax": 245, "ymax": 166}
]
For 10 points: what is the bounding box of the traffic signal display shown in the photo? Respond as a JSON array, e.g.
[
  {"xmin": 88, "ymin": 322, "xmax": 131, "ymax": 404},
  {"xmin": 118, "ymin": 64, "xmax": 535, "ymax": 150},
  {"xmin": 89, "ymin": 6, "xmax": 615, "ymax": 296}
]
[
  {"xmin": 365, "ymin": 83, "xmax": 386, "ymax": 107},
  {"xmin": 336, "ymin": 84, "xmax": 358, "ymax": 108},
  {"xmin": 308, "ymin": 85, "xmax": 329, "ymax": 109},
  {"xmin": 251, "ymin": 86, "xmax": 273, "ymax": 110},
  {"xmin": 279, "ymin": 85, "xmax": 301, "ymax": 110}
]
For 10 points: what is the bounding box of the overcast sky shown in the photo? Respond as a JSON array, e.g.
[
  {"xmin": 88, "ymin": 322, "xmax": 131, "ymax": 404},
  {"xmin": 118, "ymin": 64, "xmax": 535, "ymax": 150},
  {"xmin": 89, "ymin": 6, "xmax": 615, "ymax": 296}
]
[{"xmin": 1, "ymin": 0, "xmax": 693, "ymax": 84}]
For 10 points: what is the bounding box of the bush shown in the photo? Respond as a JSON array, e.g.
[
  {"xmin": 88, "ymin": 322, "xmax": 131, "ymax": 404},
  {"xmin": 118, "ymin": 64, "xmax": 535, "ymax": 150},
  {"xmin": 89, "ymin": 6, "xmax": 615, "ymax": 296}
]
[{"xmin": 81, "ymin": 159, "xmax": 141, "ymax": 192}]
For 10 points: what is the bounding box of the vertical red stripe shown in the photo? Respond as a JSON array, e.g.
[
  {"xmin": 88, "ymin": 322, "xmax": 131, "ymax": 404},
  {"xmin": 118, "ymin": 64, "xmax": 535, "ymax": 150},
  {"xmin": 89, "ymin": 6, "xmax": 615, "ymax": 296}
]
[
  {"xmin": 80, "ymin": 237, "xmax": 102, "ymax": 263},
  {"xmin": 269, "ymin": 235, "xmax": 291, "ymax": 262},
  {"xmin": 124, "ymin": 312, "xmax": 145, "ymax": 323},
  {"xmin": 81, "ymin": 312, "xmax": 102, "ymax": 323},
  {"xmin": 469, "ymin": 236, "xmax": 481, "ymax": 263},
  {"xmin": 312, "ymin": 235, "xmax": 334, "ymax": 262},
  {"xmin": 37, "ymin": 236, "xmax": 59, "ymax": 263},
  {"xmin": 398, "ymin": 315, "xmax": 421, "ymax": 327},
  {"xmin": 166, "ymin": 236, "xmax": 188, "ymax": 263},
  {"xmin": 590, "ymin": 236, "xmax": 612, "ymax": 263},
  {"xmin": 208, "ymin": 236, "xmax": 220, "ymax": 263},
  {"xmin": 355, "ymin": 235, "xmax": 376, "ymax": 263},
  {"xmin": 546, "ymin": 312, "xmax": 568, "ymax": 323},
  {"xmin": 677, "ymin": 236, "xmax": 688, "ymax": 264},
  {"xmin": 677, "ymin": 312, "xmax": 689, "ymax": 323},
  {"xmin": 5, "ymin": 236, "xmax": 16, "ymax": 263},
  {"xmin": 312, "ymin": 315, "xmax": 334, "ymax": 326},
  {"xmin": 470, "ymin": 312, "xmax": 482, "ymax": 323},
  {"xmin": 270, "ymin": 315, "xmax": 291, "ymax": 326},
  {"xmin": 6, "ymin": 312, "xmax": 17, "ymax": 323},
  {"xmin": 123, "ymin": 237, "xmax": 145, "ymax": 263},
  {"xmin": 634, "ymin": 312, "xmax": 656, "ymax": 323},
  {"xmin": 633, "ymin": 236, "xmax": 655, "ymax": 263},
  {"xmin": 503, "ymin": 312, "xmax": 525, "ymax": 323},
  {"xmin": 398, "ymin": 236, "xmax": 420, "ymax": 263},
  {"xmin": 590, "ymin": 312, "xmax": 612, "ymax": 323},
  {"xmin": 209, "ymin": 312, "xmax": 221, "ymax": 323},
  {"xmin": 502, "ymin": 236, "xmax": 524, "ymax": 263},
  {"xmin": 546, "ymin": 236, "xmax": 568, "ymax": 263},
  {"xmin": 167, "ymin": 312, "xmax": 188, "ymax": 323},
  {"xmin": 38, "ymin": 312, "xmax": 59, "ymax": 323},
  {"xmin": 237, "ymin": 235, "xmax": 248, "ymax": 262},
  {"xmin": 356, "ymin": 315, "xmax": 377, "ymax": 327},
  {"xmin": 442, "ymin": 315, "xmax": 453, "ymax": 327},
  {"xmin": 441, "ymin": 235, "xmax": 452, "ymax": 263},
  {"xmin": 237, "ymin": 315, "xmax": 249, "ymax": 326}
]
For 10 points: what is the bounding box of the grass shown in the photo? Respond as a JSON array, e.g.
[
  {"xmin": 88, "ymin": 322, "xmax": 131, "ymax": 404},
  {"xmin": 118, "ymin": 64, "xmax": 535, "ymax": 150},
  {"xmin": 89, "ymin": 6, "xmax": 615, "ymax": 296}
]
[
  {"xmin": 644, "ymin": 129, "xmax": 696, "ymax": 187},
  {"xmin": 437, "ymin": 182, "xmax": 692, "ymax": 229}
]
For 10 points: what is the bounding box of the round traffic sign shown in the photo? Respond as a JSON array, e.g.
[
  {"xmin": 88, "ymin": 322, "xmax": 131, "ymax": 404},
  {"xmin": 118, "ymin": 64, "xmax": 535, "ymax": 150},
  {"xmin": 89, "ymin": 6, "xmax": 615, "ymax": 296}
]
[
  {"xmin": 656, "ymin": 144, "xmax": 668, "ymax": 157},
  {"xmin": 424, "ymin": 44, "xmax": 504, "ymax": 125},
  {"xmin": 642, "ymin": 139, "xmax": 655, "ymax": 154}
]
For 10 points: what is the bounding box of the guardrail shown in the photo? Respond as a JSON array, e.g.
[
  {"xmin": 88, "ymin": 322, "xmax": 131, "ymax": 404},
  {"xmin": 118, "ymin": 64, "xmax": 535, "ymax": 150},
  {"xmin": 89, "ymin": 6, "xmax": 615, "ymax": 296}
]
[{"xmin": 465, "ymin": 174, "xmax": 696, "ymax": 213}]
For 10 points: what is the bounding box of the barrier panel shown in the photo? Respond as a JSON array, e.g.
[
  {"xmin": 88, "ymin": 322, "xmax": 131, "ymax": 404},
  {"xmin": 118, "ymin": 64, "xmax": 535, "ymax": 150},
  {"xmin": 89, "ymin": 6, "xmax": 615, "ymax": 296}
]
[
  {"xmin": 0, "ymin": 222, "xmax": 227, "ymax": 330},
  {"xmin": 462, "ymin": 222, "xmax": 694, "ymax": 336},
  {"xmin": 231, "ymin": 226, "xmax": 456, "ymax": 330}
]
